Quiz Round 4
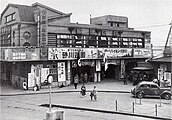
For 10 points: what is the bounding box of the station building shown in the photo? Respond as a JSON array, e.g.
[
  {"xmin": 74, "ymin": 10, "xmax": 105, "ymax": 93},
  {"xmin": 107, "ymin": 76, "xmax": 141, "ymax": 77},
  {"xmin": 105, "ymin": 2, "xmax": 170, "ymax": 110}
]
[{"xmin": 0, "ymin": 3, "xmax": 152, "ymax": 89}]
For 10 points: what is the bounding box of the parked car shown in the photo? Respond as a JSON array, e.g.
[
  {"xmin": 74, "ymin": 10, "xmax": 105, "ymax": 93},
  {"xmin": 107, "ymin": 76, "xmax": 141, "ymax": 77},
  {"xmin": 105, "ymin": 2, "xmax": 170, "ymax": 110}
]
[{"xmin": 131, "ymin": 81, "xmax": 171, "ymax": 100}]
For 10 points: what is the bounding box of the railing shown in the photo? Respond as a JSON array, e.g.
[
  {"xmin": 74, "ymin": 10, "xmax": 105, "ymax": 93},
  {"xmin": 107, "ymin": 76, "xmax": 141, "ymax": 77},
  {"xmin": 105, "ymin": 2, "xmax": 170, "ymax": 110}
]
[{"xmin": 114, "ymin": 98, "xmax": 171, "ymax": 119}]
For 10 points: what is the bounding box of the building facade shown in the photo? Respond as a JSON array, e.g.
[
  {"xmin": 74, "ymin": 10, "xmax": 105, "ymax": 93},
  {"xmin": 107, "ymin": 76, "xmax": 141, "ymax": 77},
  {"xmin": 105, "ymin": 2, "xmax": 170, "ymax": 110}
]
[
  {"xmin": 0, "ymin": 3, "xmax": 152, "ymax": 89},
  {"xmin": 149, "ymin": 23, "xmax": 172, "ymax": 88}
]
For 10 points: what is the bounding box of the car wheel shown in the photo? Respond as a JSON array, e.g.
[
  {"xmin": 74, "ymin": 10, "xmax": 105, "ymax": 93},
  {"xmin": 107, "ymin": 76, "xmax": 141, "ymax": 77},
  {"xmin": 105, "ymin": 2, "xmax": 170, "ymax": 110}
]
[
  {"xmin": 163, "ymin": 93, "xmax": 171, "ymax": 100},
  {"xmin": 137, "ymin": 92, "xmax": 144, "ymax": 99}
]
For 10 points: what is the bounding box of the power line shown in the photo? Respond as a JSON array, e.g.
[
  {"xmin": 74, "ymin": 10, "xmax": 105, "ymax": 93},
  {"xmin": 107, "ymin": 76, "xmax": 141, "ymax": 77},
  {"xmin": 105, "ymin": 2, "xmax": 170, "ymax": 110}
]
[{"xmin": 134, "ymin": 23, "xmax": 170, "ymax": 29}]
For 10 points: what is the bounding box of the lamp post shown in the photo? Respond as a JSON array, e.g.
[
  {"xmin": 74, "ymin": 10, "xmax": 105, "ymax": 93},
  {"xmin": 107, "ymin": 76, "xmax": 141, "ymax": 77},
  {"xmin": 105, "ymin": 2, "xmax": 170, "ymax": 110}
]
[{"xmin": 47, "ymin": 75, "xmax": 53, "ymax": 112}]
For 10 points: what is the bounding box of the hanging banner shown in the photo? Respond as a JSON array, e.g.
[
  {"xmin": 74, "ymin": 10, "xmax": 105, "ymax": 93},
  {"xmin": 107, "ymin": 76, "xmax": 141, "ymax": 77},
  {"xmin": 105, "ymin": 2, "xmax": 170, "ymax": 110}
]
[
  {"xmin": 58, "ymin": 62, "xmax": 66, "ymax": 82},
  {"xmin": 96, "ymin": 60, "xmax": 101, "ymax": 72}
]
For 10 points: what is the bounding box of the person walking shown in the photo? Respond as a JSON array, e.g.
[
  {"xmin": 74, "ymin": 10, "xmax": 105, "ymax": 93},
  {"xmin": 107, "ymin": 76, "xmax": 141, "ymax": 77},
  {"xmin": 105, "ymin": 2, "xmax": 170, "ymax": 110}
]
[
  {"xmin": 90, "ymin": 86, "xmax": 97, "ymax": 101},
  {"xmin": 74, "ymin": 74, "xmax": 79, "ymax": 89}
]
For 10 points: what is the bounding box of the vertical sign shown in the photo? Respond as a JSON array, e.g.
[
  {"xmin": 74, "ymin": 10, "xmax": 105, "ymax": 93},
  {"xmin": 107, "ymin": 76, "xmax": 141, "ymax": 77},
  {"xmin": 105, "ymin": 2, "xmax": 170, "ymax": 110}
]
[
  {"xmin": 158, "ymin": 69, "xmax": 164, "ymax": 82},
  {"xmin": 120, "ymin": 60, "xmax": 125, "ymax": 79},
  {"xmin": 58, "ymin": 62, "xmax": 66, "ymax": 82},
  {"xmin": 67, "ymin": 61, "xmax": 71, "ymax": 81},
  {"xmin": 41, "ymin": 9, "xmax": 47, "ymax": 47}
]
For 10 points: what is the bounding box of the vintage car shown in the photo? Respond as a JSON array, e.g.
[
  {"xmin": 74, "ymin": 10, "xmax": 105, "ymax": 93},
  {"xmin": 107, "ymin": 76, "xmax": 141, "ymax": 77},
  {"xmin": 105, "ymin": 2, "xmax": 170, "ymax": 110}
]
[{"xmin": 131, "ymin": 81, "xmax": 171, "ymax": 100}]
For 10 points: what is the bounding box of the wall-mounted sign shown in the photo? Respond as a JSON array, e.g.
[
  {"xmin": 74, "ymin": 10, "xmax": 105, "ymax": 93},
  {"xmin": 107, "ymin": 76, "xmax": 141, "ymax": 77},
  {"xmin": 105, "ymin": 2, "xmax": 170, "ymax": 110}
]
[
  {"xmin": 48, "ymin": 48, "xmax": 79, "ymax": 60},
  {"xmin": 58, "ymin": 62, "xmax": 66, "ymax": 82},
  {"xmin": 98, "ymin": 48, "xmax": 132, "ymax": 59},
  {"xmin": 40, "ymin": 9, "xmax": 47, "ymax": 47},
  {"xmin": 4, "ymin": 48, "xmax": 40, "ymax": 61},
  {"xmin": 134, "ymin": 48, "xmax": 151, "ymax": 58}
]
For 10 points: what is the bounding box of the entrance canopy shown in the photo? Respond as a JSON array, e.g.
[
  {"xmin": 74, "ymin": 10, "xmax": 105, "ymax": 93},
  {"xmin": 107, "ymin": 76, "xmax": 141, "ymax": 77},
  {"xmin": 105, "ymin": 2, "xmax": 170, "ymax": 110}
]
[{"xmin": 132, "ymin": 67, "xmax": 153, "ymax": 71}]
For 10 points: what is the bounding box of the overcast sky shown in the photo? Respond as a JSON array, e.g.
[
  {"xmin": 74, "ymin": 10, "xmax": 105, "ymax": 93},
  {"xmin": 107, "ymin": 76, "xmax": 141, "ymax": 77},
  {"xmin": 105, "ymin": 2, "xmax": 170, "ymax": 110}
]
[{"xmin": 1, "ymin": 0, "xmax": 172, "ymax": 47}]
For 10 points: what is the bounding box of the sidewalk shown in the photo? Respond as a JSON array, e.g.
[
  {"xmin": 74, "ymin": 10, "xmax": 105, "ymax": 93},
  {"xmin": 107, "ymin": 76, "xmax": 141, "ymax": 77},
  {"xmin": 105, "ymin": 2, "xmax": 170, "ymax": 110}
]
[{"xmin": 0, "ymin": 80, "xmax": 133, "ymax": 96}]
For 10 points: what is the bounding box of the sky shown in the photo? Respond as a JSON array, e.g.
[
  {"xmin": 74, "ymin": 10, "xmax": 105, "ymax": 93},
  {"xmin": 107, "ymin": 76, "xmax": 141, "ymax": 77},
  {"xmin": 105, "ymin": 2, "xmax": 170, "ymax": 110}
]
[{"xmin": 1, "ymin": 0, "xmax": 172, "ymax": 47}]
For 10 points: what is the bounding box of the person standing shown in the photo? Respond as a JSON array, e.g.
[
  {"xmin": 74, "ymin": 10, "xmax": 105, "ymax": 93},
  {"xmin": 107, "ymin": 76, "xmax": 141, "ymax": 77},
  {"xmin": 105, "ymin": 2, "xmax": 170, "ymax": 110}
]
[
  {"xmin": 123, "ymin": 74, "xmax": 128, "ymax": 85},
  {"xmin": 80, "ymin": 83, "xmax": 86, "ymax": 97},
  {"xmin": 84, "ymin": 72, "xmax": 88, "ymax": 83},
  {"xmin": 74, "ymin": 74, "xmax": 79, "ymax": 89}
]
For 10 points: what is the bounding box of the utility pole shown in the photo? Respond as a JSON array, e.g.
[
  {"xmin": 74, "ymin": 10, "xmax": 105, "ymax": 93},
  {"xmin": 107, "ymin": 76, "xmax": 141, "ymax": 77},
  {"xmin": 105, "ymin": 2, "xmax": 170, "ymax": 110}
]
[{"xmin": 164, "ymin": 20, "xmax": 172, "ymax": 91}]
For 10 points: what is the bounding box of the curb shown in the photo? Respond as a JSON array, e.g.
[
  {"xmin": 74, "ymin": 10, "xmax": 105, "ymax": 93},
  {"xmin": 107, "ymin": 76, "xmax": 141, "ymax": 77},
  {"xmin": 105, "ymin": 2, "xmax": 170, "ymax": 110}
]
[
  {"xmin": 0, "ymin": 90, "xmax": 131, "ymax": 96},
  {"xmin": 40, "ymin": 104, "xmax": 171, "ymax": 120}
]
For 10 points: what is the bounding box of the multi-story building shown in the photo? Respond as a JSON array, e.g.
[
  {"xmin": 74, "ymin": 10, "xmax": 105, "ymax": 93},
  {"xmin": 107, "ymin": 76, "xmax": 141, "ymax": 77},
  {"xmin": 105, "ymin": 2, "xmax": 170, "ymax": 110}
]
[{"xmin": 0, "ymin": 3, "xmax": 152, "ymax": 89}]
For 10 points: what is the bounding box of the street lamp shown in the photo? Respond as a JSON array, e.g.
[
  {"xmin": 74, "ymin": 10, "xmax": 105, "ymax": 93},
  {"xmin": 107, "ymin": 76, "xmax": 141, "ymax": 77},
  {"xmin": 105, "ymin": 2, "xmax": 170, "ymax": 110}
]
[{"xmin": 47, "ymin": 75, "xmax": 53, "ymax": 112}]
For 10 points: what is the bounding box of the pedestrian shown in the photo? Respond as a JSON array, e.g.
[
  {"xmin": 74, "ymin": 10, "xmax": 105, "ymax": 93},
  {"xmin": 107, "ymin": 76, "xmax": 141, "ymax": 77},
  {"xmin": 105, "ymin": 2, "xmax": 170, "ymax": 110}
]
[
  {"xmin": 84, "ymin": 72, "xmax": 88, "ymax": 83},
  {"xmin": 80, "ymin": 73, "xmax": 84, "ymax": 83},
  {"xmin": 90, "ymin": 86, "xmax": 97, "ymax": 101},
  {"xmin": 80, "ymin": 83, "xmax": 86, "ymax": 97},
  {"xmin": 74, "ymin": 74, "xmax": 79, "ymax": 89},
  {"xmin": 22, "ymin": 80, "xmax": 27, "ymax": 90},
  {"xmin": 123, "ymin": 74, "xmax": 128, "ymax": 85},
  {"xmin": 33, "ymin": 84, "xmax": 39, "ymax": 91}
]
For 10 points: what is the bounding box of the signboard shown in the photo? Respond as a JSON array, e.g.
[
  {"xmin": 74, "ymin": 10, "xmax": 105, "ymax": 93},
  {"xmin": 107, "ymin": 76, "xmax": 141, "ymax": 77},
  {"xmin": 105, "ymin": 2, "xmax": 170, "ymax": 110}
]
[
  {"xmin": 134, "ymin": 48, "xmax": 151, "ymax": 58},
  {"xmin": 48, "ymin": 48, "xmax": 133, "ymax": 60},
  {"xmin": 58, "ymin": 62, "xmax": 66, "ymax": 82},
  {"xmin": 120, "ymin": 60, "xmax": 125, "ymax": 79},
  {"xmin": 48, "ymin": 48, "xmax": 79, "ymax": 60},
  {"xmin": 98, "ymin": 48, "xmax": 132, "ymax": 59},
  {"xmin": 40, "ymin": 9, "xmax": 47, "ymax": 47},
  {"xmin": 4, "ymin": 48, "xmax": 40, "ymax": 61}
]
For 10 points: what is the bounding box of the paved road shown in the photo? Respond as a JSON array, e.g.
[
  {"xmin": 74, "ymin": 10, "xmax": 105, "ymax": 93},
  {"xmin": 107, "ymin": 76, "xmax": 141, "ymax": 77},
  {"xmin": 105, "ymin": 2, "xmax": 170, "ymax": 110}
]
[{"xmin": 0, "ymin": 81, "xmax": 171, "ymax": 120}]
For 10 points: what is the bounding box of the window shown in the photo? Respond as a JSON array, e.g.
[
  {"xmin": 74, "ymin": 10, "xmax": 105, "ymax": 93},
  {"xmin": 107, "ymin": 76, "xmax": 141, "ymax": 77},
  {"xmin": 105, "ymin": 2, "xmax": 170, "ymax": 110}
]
[{"xmin": 5, "ymin": 13, "xmax": 15, "ymax": 23}]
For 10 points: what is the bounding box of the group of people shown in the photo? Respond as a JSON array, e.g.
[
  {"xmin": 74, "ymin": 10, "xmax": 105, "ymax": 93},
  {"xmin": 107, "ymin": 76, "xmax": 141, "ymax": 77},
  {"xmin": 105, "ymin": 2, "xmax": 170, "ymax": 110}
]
[
  {"xmin": 73, "ymin": 73, "xmax": 97, "ymax": 101},
  {"xmin": 73, "ymin": 73, "xmax": 88, "ymax": 89},
  {"xmin": 80, "ymin": 84, "xmax": 97, "ymax": 101}
]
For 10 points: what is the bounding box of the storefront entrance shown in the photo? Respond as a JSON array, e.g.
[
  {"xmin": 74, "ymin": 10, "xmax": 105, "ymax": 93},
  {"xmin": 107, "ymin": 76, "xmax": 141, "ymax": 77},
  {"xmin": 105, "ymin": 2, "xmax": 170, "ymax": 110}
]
[{"xmin": 104, "ymin": 64, "xmax": 119, "ymax": 80}]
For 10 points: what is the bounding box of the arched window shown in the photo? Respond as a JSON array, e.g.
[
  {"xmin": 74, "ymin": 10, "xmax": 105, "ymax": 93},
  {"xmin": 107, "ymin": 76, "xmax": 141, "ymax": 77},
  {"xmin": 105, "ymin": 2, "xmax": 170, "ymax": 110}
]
[{"xmin": 23, "ymin": 42, "xmax": 30, "ymax": 46}]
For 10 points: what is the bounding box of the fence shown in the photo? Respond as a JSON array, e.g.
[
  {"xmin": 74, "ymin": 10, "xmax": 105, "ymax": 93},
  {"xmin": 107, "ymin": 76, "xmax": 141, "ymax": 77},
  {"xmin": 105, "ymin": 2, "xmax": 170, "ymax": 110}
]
[{"xmin": 114, "ymin": 98, "xmax": 171, "ymax": 119}]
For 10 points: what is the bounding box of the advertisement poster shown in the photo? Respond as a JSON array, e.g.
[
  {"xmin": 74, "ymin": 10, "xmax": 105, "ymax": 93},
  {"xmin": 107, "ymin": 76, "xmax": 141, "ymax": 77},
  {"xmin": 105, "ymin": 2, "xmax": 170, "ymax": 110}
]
[
  {"xmin": 158, "ymin": 69, "xmax": 164, "ymax": 81},
  {"xmin": 28, "ymin": 73, "xmax": 35, "ymax": 88},
  {"xmin": 41, "ymin": 68, "xmax": 50, "ymax": 83},
  {"xmin": 58, "ymin": 62, "xmax": 66, "ymax": 82}
]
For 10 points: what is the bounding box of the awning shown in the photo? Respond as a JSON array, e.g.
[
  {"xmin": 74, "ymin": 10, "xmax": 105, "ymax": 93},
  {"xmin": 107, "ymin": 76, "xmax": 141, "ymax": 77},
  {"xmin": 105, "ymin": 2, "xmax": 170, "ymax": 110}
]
[
  {"xmin": 150, "ymin": 56, "xmax": 172, "ymax": 63},
  {"xmin": 132, "ymin": 67, "xmax": 153, "ymax": 71}
]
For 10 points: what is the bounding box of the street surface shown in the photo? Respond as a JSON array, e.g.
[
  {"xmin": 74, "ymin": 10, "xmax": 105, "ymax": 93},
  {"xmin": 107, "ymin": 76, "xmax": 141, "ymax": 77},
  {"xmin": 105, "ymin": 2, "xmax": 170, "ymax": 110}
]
[{"xmin": 0, "ymin": 81, "xmax": 171, "ymax": 120}]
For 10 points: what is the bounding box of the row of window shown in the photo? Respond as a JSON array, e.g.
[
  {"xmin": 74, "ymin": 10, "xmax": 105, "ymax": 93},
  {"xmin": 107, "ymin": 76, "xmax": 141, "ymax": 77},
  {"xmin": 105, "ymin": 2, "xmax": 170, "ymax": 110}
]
[{"xmin": 48, "ymin": 34, "xmax": 144, "ymax": 48}]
